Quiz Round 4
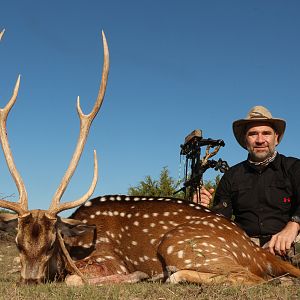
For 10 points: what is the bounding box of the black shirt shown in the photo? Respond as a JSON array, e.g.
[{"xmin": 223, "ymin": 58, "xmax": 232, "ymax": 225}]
[{"xmin": 213, "ymin": 153, "xmax": 300, "ymax": 237}]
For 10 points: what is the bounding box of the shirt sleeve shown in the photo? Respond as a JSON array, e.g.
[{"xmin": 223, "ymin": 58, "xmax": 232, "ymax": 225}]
[
  {"xmin": 289, "ymin": 160, "xmax": 300, "ymax": 217},
  {"xmin": 212, "ymin": 172, "xmax": 233, "ymax": 219}
]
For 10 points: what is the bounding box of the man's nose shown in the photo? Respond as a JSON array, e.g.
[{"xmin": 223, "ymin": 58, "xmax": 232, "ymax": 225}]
[{"xmin": 255, "ymin": 134, "xmax": 265, "ymax": 143}]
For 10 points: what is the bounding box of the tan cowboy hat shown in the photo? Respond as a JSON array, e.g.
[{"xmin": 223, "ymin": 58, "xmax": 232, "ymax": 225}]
[{"xmin": 232, "ymin": 105, "xmax": 286, "ymax": 149}]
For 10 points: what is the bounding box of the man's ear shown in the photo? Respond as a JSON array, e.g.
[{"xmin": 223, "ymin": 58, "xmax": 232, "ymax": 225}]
[
  {"xmin": 0, "ymin": 213, "xmax": 18, "ymax": 231},
  {"xmin": 275, "ymin": 132, "xmax": 279, "ymax": 146},
  {"xmin": 58, "ymin": 217, "xmax": 96, "ymax": 237}
]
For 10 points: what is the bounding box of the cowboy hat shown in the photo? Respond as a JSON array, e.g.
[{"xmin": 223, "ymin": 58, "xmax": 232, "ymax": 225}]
[{"xmin": 232, "ymin": 105, "xmax": 286, "ymax": 149}]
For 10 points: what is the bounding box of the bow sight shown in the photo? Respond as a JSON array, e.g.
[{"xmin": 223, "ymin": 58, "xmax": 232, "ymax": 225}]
[{"xmin": 175, "ymin": 129, "xmax": 229, "ymax": 201}]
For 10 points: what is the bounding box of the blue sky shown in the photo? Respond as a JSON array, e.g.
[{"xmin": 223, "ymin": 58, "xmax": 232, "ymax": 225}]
[{"xmin": 1, "ymin": 1, "xmax": 300, "ymax": 214}]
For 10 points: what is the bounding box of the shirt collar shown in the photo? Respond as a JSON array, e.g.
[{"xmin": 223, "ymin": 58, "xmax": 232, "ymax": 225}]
[{"xmin": 245, "ymin": 152, "xmax": 280, "ymax": 172}]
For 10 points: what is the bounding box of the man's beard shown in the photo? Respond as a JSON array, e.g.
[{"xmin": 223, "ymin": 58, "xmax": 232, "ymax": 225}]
[{"xmin": 247, "ymin": 147, "xmax": 275, "ymax": 162}]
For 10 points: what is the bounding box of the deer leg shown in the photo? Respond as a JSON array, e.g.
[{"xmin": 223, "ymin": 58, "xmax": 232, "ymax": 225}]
[
  {"xmin": 65, "ymin": 270, "xmax": 148, "ymax": 286},
  {"xmin": 87, "ymin": 271, "xmax": 149, "ymax": 285},
  {"xmin": 167, "ymin": 269, "xmax": 265, "ymax": 286}
]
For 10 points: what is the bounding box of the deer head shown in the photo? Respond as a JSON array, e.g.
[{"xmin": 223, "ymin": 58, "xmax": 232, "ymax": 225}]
[{"xmin": 0, "ymin": 29, "xmax": 109, "ymax": 283}]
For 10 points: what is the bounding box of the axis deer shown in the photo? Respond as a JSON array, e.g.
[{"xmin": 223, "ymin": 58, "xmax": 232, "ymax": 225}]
[
  {"xmin": 0, "ymin": 29, "xmax": 108, "ymax": 284},
  {"xmin": 1, "ymin": 29, "xmax": 300, "ymax": 286},
  {"xmin": 63, "ymin": 195, "xmax": 300, "ymax": 285}
]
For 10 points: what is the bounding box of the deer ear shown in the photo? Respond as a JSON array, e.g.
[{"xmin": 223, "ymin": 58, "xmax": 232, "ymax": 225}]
[
  {"xmin": 58, "ymin": 218, "xmax": 96, "ymax": 237},
  {"xmin": 0, "ymin": 213, "xmax": 18, "ymax": 231}
]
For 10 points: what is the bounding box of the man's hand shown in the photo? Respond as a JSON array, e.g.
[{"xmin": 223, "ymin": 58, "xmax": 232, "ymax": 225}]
[
  {"xmin": 193, "ymin": 187, "xmax": 214, "ymax": 207},
  {"xmin": 264, "ymin": 221, "xmax": 300, "ymax": 255}
]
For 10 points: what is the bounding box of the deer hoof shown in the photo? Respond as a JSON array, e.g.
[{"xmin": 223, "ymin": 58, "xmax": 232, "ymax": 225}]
[{"xmin": 65, "ymin": 274, "xmax": 84, "ymax": 286}]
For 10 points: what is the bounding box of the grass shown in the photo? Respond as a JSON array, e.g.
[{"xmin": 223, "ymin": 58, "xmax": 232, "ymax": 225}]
[{"xmin": 0, "ymin": 232, "xmax": 300, "ymax": 300}]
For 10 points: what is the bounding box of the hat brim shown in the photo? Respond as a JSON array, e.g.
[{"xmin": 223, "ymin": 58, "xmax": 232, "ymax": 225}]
[{"xmin": 232, "ymin": 118, "xmax": 286, "ymax": 149}]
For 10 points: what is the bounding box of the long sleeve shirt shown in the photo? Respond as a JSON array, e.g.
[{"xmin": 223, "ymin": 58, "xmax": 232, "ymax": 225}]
[{"xmin": 213, "ymin": 153, "xmax": 300, "ymax": 237}]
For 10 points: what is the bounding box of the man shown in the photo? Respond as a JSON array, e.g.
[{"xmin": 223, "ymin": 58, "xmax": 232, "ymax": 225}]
[{"xmin": 199, "ymin": 106, "xmax": 300, "ymax": 258}]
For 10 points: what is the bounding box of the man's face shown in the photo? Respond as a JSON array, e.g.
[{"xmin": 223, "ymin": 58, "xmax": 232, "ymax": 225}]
[{"xmin": 245, "ymin": 123, "xmax": 279, "ymax": 162}]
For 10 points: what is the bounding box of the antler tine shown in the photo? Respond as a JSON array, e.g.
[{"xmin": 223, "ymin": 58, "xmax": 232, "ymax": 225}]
[
  {"xmin": 50, "ymin": 150, "xmax": 98, "ymax": 215},
  {"xmin": 49, "ymin": 31, "xmax": 109, "ymax": 215},
  {"xmin": 0, "ymin": 75, "xmax": 28, "ymax": 215},
  {"xmin": 0, "ymin": 29, "xmax": 5, "ymax": 41}
]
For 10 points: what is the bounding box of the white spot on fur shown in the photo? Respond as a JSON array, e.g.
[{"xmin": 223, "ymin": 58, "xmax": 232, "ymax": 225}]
[
  {"xmin": 96, "ymin": 237, "xmax": 110, "ymax": 243},
  {"xmin": 120, "ymin": 265, "xmax": 127, "ymax": 273},
  {"xmin": 167, "ymin": 246, "xmax": 174, "ymax": 254},
  {"xmin": 84, "ymin": 201, "xmax": 92, "ymax": 207},
  {"xmin": 178, "ymin": 250, "xmax": 184, "ymax": 258}
]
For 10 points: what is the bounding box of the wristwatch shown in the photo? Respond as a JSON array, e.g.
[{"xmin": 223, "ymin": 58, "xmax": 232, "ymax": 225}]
[{"xmin": 290, "ymin": 216, "xmax": 300, "ymax": 224}]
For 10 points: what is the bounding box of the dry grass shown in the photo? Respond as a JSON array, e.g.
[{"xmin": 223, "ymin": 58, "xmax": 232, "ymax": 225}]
[{"xmin": 0, "ymin": 233, "xmax": 300, "ymax": 300}]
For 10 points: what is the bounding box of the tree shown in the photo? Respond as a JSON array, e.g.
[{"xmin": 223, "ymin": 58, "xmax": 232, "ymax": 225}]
[
  {"xmin": 128, "ymin": 166, "xmax": 222, "ymax": 200},
  {"xmin": 128, "ymin": 167, "xmax": 185, "ymax": 198}
]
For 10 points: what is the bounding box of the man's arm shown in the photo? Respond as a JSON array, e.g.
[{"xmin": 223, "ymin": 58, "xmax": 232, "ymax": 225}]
[
  {"xmin": 212, "ymin": 175, "xmax": 233, "ymax": 218},
  {"xmin": 266, "ymin": 159, "xmax": 300, "ymax": 255},
  {"xmin": 266, "ymin": 221, "xmax": 300, "ymax": 255},
  {"xmin": 192, "ymin": 173, "xmax": 233, "ymax": 218}
]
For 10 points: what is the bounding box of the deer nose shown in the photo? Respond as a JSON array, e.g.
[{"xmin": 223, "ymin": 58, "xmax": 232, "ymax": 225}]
[{"xmin": 21, "ymin": 277, "xmax": 43, "ymax": 285}]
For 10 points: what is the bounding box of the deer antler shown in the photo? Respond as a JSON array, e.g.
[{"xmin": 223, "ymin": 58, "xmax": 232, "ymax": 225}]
[
  {"xmin": 48, "ymin": 31, "xmax": 109, "ymax": 216},
  {"xmin": 0, "ymin": 29, "xmax": 5, "ymax": 41},
  {"xmin": 0, "ymin": 30, "xmax": 28, "ymax": 215}
]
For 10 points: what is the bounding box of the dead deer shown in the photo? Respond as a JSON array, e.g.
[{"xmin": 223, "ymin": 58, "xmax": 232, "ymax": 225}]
[
  {"xmin": 63, "ymin": 195, "xmax": 300, "ymax": 286},
  {"xmin": 0, "ymin": 29, "xmax": 109, "ymax": 284},
  {"xmin": 1, "ymin": 29, "xmax": 300, "ymax": 287}
]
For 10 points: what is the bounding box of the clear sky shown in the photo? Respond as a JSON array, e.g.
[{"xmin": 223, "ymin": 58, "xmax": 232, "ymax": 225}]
[{"xmin": 1, "ymin": 1, "xmax": 300, "ymax": 215}]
